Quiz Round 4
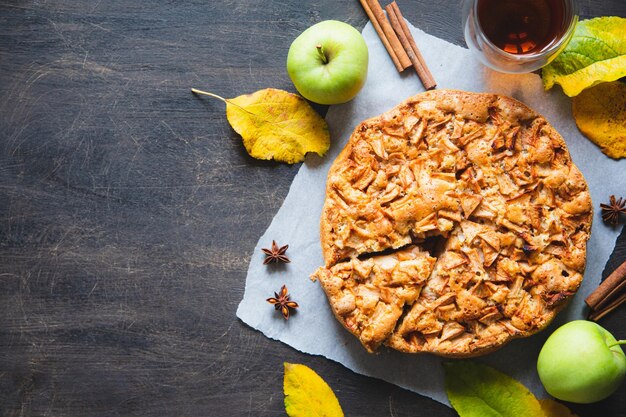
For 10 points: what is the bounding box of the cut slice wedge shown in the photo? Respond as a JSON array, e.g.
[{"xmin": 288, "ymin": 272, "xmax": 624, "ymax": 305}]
[{"xmin": 312, "ymin": 246, "xmax": 436, "ymax": 352}]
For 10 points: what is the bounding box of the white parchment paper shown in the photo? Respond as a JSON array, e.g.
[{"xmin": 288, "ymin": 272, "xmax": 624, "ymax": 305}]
[{"xmin": 237, "ymin": 21, "xmax": 625, "ymax": 405}]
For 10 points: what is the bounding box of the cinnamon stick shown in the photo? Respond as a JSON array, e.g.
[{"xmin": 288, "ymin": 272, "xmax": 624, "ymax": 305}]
[
  {"xmin": 358, "ymin": 0, "xmax": 404, "ymax": 71},
  {"xmin": 586, "ymin": 259, "xmax": 626, "ymax": 309},
  {"xmin": 387, "ymin": 1, "xmax": 437, "ymax": 90},
  {"xmin": 589, "ymin": 292, "xmax": 626, "ymax": 322},
  {"xmin": 360, "ymin": 0, "xmax": 412, "ymax": 72},
  {"xmin": 586, "ymin": 259, "xmax": 626, "ymax": 321}
]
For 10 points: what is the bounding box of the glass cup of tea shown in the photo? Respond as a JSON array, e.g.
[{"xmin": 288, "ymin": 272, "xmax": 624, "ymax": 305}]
[{"xmin": 462, "ymin": 0, "xmax": 578, "ymax": 73}]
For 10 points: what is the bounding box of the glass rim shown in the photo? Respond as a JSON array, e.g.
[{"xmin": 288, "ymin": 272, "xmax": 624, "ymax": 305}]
[{"xmin": 472, "ymin": 0, "xmax": 578, "ymax": 61}]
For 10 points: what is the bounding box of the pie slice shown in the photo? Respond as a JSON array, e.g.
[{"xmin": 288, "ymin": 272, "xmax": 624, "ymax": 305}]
[{"xmin": 312, "ymin": 246, "xmax": 435, "ymax": 352}]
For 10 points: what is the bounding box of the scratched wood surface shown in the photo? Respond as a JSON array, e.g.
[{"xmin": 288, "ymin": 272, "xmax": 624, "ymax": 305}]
[{"xmin": 0, "ymin": 1, "xmax": 625, "ymax": 416}]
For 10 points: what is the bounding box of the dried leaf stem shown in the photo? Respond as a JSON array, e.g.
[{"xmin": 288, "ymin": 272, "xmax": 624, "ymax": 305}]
[{"xmin": 191, "ymin": 88, "xmax": 227, "ymax": 102}]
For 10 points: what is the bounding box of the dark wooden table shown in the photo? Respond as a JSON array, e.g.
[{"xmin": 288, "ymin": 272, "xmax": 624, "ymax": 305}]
[{"xmin": 1, "ymin": 1, "xmax": 625, "ymax": 416}]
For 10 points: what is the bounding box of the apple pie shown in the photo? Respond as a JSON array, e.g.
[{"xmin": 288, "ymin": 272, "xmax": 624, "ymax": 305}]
[{"xmin": 312, "ymin": 90, "xmax": 592, "ymax": 357}]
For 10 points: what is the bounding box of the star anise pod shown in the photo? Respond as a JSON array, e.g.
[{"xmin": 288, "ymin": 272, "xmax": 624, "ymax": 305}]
[
  {"xmin": 262, "ymin": 240, "xmax": 290, "ymax": 264},
  {"xmin": 267, "ymin": 285, "xmax": 299, "ymax": 320},
  {"xmin": 600, "ymin": 195, "xmax": 626, "ymax": 226}
]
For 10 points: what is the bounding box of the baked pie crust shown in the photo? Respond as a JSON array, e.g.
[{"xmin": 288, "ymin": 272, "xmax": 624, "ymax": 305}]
[{"xmin": 312, "ymin": 90, "xmax": 592, "ymax": 357}]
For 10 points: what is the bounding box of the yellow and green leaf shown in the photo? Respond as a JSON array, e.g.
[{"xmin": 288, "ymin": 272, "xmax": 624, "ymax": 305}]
[
  {"xmin": 542, "ymin": 16, "xmax": 626, "ymax": 97},
  {"xmin": 192, "ymin": 88, "xmax": 330, "ymax": 164},
  {"xmin": 444, "ymin": 361, "xmax": 544, "ymax": 417},
  {"xmin": 283, "ymin": 362, "xmax": 344, "ymax": 417},
  {"xmin": 539, "ymin": 399, "xmax": 580, "ymax": 417}
]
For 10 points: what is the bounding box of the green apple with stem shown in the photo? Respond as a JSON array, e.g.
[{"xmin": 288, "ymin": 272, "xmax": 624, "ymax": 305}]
[
  {"xmin": 537, "ymin": 320, "xmax": 626, "ymax": 403},
  {"xmin": 287, "ymin": 20, "xmax": 368, "ymax": 105}
]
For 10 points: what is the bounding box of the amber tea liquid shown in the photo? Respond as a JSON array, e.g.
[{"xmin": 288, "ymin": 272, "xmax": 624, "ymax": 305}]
[{"xmin": 477, "ymin": 0, "xmax": 566, "ymax": 54}]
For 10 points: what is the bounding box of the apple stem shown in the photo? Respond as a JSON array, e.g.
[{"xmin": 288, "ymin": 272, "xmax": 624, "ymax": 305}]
[
  {"xmin": 191, "ymin": 88, "xmax": 227, "ymax": 102},
  {"xmin": 608, "ymin": 340, "xmax": 626, "ymax": 348},
  {"xmin": 316, "ymin": 44, "xmax": 328, "ymax": 64}
]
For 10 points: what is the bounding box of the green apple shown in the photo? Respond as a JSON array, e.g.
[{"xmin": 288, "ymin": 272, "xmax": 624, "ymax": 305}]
[
  {"xmin": 287, "ymin": 20, "xmax": 368, "ymax": 105},
  {"xmin": 537, "ymin": 320, "xmax": 626, "ymax": 403}
]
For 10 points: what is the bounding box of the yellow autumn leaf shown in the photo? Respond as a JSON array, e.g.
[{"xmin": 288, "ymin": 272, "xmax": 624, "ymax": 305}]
[
  {"xmin": 283, "ymin": 362, "xmax": 344, "ymax": 417},
  {"xmin": 572, "ymin": 81, "xmax": 626, "ymax": 159},
  {"xmin": 539, "ymin": 399, "xmax": 580, "ymax": 417},
  {"xmin": 192, "ymin": 88, "xmax": 330, "ymax": 164}
]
